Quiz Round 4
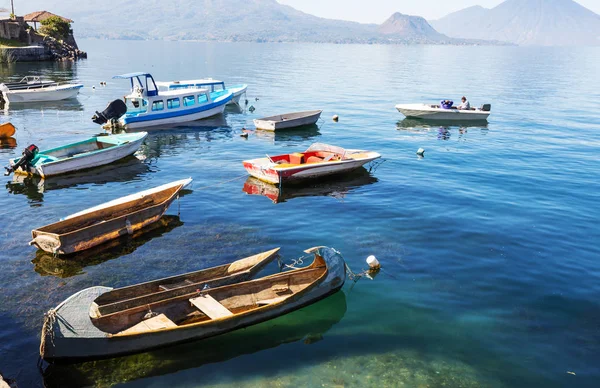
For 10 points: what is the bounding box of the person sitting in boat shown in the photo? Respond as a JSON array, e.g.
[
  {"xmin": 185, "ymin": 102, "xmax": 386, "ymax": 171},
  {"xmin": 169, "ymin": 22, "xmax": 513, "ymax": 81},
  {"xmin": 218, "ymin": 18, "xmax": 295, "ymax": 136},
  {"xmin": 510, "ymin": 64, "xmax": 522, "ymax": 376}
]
[{"xmin": 457, "ymin": 96, "xmax": 471, "ymax": 110}]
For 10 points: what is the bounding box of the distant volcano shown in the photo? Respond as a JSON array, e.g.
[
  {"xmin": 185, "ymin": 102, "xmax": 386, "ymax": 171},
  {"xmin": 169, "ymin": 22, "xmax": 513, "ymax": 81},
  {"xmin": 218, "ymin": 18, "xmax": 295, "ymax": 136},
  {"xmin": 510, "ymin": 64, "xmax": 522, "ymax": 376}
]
[
  {"xmin": 431, "ymin": 0, "xmax": 600, "ymax": 46},
  {"xmin": 379, "ymin": 13, "xmax": 449, "ymax": 42}
]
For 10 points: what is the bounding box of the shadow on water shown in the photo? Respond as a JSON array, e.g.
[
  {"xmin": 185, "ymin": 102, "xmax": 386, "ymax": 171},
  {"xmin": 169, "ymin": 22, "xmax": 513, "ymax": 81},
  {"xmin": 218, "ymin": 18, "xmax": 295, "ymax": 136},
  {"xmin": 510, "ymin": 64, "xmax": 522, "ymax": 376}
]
[
  {"xmin": 254, "ymin": 124, "xmax": 321, "ymax": 143},
  {"xmin": 242, "ymin": 168, "xmax": 378, "ymax": 204},
  {"xmin": 32, "ymin": 215, "xmax": 184, "ymax": 278},
  {"xmin": 42, "ymin": 291, "xmax": 348, "ymax": 387},
  {"xmin": 5, "ymin": 156, "xmax": 151, "ymax": 204}
]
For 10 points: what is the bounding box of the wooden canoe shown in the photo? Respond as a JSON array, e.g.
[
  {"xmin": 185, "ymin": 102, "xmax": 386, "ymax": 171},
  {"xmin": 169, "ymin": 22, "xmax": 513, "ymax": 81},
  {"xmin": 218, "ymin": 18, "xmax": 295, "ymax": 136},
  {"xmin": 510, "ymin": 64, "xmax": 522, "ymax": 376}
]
[
  {"xmin": 253, "ymin": 110, "xmax": 322, "ymax": 131},
  {"xmin": 40, "ymin": 246, "xmax": 346, "ymax": 360},
  {"xmin": 30, "ymin": 178, "xmax": 192, "ymax": 255}
]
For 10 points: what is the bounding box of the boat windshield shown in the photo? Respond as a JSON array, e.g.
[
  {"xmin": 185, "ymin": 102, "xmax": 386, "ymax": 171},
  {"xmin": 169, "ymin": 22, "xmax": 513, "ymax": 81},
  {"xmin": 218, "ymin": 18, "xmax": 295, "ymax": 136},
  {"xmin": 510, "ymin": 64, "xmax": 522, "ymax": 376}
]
[{"xmin": 305, "ymin": 143, "xmax": 346, "ymax": 155}]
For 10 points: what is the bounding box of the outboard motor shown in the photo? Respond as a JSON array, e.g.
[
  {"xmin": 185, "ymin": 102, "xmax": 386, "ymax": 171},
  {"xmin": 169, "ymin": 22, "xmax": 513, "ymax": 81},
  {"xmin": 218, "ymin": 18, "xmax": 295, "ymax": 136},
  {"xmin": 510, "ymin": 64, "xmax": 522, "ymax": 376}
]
[
  {"xmin": 4, "ymin": 144, "xmax": 38, "ymax": 176},
  {"xmin": 481, "ymin": 104, "xmax": 491, "ymax": 112},
  {"xmin": 92, "ymin": 99, "xmax": 128, "ymax": 125}
]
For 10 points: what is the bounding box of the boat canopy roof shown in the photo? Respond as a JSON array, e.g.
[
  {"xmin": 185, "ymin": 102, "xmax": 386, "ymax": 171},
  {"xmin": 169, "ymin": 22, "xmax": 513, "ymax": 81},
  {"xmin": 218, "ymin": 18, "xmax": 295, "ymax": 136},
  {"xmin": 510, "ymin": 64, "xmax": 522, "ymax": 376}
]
[
  {"xmin": 113, "ymin": 72, "xmax": 153, "ymax": 79},
  {"xmin": 113, "ymin": 72, "xmax": 158, "ymax": 97}
]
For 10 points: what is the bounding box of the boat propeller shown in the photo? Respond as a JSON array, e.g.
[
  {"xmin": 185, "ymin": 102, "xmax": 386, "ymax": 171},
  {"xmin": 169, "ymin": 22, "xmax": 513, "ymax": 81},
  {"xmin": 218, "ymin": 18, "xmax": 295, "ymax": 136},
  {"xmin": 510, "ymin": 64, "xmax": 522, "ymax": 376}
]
[{"xmin": 4, "ymin": 144, "xmax": 38, "ymax": 176}]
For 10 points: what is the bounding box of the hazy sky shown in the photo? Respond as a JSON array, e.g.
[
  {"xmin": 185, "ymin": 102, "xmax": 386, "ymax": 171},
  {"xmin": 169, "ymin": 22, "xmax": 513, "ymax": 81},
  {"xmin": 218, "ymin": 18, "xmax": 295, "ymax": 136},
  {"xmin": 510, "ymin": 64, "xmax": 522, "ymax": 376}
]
[{"xmin": 278, "ymin": 0, "xmax": 600, "ymax": 23}]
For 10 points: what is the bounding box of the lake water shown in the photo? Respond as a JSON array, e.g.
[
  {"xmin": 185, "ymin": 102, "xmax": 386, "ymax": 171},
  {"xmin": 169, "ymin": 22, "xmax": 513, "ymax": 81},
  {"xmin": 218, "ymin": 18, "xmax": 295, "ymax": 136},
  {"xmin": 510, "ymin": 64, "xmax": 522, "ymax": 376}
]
[{"xmin": 1, "ymin": 40, "xmax": 599, "ymax": 387}]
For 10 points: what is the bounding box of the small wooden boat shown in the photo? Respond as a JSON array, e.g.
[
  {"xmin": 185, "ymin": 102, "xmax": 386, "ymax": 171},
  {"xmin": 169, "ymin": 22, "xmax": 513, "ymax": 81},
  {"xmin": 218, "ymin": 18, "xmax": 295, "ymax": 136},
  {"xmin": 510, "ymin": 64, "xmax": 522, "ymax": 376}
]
[
  {"xmin": 40, "ymin": 246, "xmax": 346, "ymax": 360},
  {"xmin": 30, "ymin": 178, "xmax": 192, "ymax": 255},
  {"xmin": 0, "ymin": 76, "xmax": 83, "ymax": 103},
  {"xmin": 6, "ymin": 132, "xmax": 147, "ymax": 177},
  {"xmin": 395, "ymin": 103, "xmax": 491, "ymax": 121},
  {"xmin": 254, "ymin": 110, "xmax": 322, "ymax": 131},
  {"xmin": 0, "ymin": 122, "xmax": 16, "ymax": 138},
  {"xmin": 243, "ymin": 143, "xmax": 381, "ymax": 185}
]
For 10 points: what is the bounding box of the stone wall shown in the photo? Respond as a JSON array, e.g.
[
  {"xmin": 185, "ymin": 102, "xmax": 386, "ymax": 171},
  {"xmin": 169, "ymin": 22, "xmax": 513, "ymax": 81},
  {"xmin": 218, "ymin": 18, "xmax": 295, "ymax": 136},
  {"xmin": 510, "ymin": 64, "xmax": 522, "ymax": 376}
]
[
  {"xmin": 1, "ymin": 46, "xmax": 53, "ymax": 61},
  {"xmin": 0, "ymin": 18, "xmax": 23, "ymax": 40}
]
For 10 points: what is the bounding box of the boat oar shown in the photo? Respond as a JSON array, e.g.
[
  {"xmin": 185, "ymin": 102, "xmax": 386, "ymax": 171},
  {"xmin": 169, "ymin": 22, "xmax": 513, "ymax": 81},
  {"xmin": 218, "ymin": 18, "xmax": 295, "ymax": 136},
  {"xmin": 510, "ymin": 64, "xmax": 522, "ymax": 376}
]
[{"xmin": 0, "ymin": 122, "xmax": 16, "ymax": 138}]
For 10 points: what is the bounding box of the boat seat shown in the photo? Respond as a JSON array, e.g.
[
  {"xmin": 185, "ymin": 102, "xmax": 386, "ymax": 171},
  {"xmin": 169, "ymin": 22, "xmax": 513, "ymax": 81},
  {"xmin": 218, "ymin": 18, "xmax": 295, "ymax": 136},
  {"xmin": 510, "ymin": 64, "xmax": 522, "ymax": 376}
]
[
  {"xmin": 189, "ymin": 294, "xmax": 233, "ymax": 319},
  {"xmin": 256, "ymin": 296, "xmax": 287, "ymax": 306},
  {"xmin": 158, "ymin": 279, "xmax": 194, "ymax": 291},
  {"xmin": 117, "ymin": 313, "xmax": 177, "ymax": 335},
  {"xmin": 306, "ymin": 156, "xmax": 323, "ymax": 164}
]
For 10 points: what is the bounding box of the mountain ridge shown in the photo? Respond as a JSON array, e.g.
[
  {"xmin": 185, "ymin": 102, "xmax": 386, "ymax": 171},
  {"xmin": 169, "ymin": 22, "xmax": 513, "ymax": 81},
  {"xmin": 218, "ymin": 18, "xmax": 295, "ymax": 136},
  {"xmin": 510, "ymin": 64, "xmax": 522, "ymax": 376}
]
[
  {"xmin": 17, "ymin": 0, "xmax": 503, "ymax": 45},
  {"xmin": 431, "ymin": 0, "xmax": 600, "ymax": 46}
]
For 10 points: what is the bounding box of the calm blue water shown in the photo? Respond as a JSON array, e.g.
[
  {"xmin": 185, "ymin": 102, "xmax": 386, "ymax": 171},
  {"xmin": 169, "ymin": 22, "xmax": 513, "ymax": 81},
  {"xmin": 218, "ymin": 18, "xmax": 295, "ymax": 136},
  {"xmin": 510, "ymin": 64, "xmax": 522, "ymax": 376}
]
[{"xmin": 0, "ymin": 41, "xmax": 599, "ymax": 387}]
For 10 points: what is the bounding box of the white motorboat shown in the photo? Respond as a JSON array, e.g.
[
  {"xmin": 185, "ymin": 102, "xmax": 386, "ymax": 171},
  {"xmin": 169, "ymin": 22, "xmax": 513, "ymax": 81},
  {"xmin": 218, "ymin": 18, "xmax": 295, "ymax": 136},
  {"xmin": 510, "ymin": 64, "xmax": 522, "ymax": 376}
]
[
  {"xmin": 156, "ymin": 79, "xmax": 247, "ymax": 105},
  {"xmin": 243, "ymin": 143, "xmax": 381, "ymax": 185},
  {"xmin": 395, "ymin": 103, "xmax": 491, "ymax": 121},
  {"xmin": 6, "ymin": 132, "xmax": 147, "ymax": 178},
  {"xmin": 92, "ymin": 73, "xmax": 233, "ymax": 130},
  {"xmin": 0, "ymin": 76, "xmax": 83, "ymax": 104},
  {"xmin": 254, "ymin": 110, "xmax": 322, "ymax": 131}
]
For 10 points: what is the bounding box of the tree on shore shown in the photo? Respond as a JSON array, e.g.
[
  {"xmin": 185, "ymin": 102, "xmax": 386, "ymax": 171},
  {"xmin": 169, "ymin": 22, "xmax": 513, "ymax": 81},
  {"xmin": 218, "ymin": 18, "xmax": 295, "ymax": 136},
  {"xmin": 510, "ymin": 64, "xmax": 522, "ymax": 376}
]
[{"xmin": 39, "ymin": 16, "xmax": 72, "ymax": 41}]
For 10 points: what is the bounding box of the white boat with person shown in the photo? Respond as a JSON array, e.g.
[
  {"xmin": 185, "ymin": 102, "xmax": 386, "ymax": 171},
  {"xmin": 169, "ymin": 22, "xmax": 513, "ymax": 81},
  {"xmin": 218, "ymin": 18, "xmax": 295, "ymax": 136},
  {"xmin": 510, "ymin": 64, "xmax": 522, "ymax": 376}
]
[
  {"xmin": 92, "ymin": 73, "xmax": 233, "ymax": 129},
  {"xmin": 156, "ymin": 79, "xmax": 247, "ymax": 105},
  {"xmin": 5, "ymin": 132, "xmax": 147, "ymax": 178},
  {"xmin": 254, "ymin": 110, "xmax": 323, "ymax": 131},
  {"xmin": 0, "ymin": 76, "xmax": 83, "ymax": 104},
  {"xmin": 395, "ymin": 101, "xmax": 491, "ymax": 121}
]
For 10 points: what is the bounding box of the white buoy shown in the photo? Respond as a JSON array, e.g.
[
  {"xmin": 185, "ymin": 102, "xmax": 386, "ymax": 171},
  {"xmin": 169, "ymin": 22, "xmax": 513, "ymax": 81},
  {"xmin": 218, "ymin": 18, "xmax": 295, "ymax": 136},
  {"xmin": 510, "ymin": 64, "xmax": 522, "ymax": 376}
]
[
  {"xmin": 332, "ymin": 115, "xmax": 339, "ymax": 122},
  {"xmin": 417, "ymin": 148, "xmax": 425, "ymax": 156},
  {"xmin": 366, "ymin": 255, "xmax": 380, "ymax": 270}
]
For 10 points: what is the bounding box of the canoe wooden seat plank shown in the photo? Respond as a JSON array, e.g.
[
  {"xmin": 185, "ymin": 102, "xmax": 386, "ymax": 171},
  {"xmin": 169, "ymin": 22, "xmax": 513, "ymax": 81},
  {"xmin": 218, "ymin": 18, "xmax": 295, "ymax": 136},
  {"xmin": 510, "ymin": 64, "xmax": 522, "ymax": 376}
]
[
  {"xmin": 189, "ymin": 295, "xmax": 234, "ymax": 319},
  {"xmin": 118, "ymin": 313, "xmax": 176, "ymax": 335}
]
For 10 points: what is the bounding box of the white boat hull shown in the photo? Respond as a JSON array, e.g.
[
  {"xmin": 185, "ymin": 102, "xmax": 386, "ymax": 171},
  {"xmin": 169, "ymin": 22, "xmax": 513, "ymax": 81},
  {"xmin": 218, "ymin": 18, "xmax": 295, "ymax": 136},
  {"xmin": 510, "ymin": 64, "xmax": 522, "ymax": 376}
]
[
  {"xmin": 395, "ymin": 104, "xmax": 490, "ymax": 121},
  {"xmin": 254, "ymin": 110, "xmax": 322, "ymax": 131},
  {"xmin": 229, "ymin": 85, "xmax": 247, "ymax": 105},
  {"xmin": 122, "ymin": 104, "xmax": 226, "ymax": 130},
  {"xmin": 11, "ymin": 135, "xmax": 147, "ymax": 178},
  {"xmin": 2, "ymin": 85, "xmax": 83, "ymax": 103}
]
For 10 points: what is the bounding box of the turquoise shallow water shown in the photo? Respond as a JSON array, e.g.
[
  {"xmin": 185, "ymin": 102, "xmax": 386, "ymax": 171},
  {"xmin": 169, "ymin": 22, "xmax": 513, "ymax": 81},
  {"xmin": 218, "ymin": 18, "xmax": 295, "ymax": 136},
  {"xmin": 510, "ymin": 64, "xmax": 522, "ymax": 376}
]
[{"xmin": 1, "ymin": 41, "xmax": 599, "ymax": 387}]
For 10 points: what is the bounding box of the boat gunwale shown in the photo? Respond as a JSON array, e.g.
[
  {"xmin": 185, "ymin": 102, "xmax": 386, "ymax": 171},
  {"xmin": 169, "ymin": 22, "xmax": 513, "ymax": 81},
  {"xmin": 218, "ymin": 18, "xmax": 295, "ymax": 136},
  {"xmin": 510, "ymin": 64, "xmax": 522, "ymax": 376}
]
[
  {"xmin": 105, "ymin": 253, "xmax": 331, "ymax": 338},
  {"xmin": 93, "ymin": 247, "xmax": 281, "ymax": 314},
  {"xmin": 32, "ymin": 181, "xmax": 186, "ymax": 237},
  {"xmin": 243, "ymin": 151, "xmax": 381, "ymax": 172}
]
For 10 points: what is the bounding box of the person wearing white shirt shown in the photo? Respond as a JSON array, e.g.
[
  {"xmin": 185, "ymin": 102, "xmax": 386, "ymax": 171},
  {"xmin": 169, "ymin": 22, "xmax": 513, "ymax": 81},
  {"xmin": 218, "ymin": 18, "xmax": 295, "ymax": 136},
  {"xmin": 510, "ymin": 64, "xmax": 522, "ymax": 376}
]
[{"xmin": 457, "ymin": 96, "xmax": 471, "ymax": 110}]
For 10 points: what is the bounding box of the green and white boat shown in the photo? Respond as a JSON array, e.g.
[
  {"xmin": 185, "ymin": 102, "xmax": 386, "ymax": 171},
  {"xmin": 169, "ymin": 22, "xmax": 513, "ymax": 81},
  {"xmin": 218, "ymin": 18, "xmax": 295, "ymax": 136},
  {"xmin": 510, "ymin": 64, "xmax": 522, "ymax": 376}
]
[{"xmin": 6, "ymin": 132, "xmax": 147, "ymax": 178}]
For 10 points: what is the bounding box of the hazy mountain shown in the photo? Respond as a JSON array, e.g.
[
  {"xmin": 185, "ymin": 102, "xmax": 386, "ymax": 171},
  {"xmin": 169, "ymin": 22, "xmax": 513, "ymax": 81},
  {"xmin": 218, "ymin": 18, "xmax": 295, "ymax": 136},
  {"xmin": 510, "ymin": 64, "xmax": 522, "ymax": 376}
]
[
  {"xmin": 18, "ymin": 0, "xmax": 501, "ymax": 45},
  {"xmin": 379, "ymin": 13, "xmax": 449, "ymax": 42},
  {"xmin": 431, "ymin": 0, "xmax": 600, "ymax": 46}
]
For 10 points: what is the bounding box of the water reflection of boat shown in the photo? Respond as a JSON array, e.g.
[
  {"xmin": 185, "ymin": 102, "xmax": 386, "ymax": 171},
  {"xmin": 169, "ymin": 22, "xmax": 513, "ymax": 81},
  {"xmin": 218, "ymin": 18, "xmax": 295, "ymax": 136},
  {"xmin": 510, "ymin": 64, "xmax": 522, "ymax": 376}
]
[
  {"xmin": 242, "ymin": 168, "xmax": 378, "ymax": 203},
  {"xmin": 396, "ymin": 118, "xmax": 489, "ymax": 131},
  {"xmin": 254, "ymin": 124, "xmax": 321, "ymax": 143},
  {"xmin": 32, "ymin": 215, "xmax": 184, "ymax": 278},
  {"xmin": 42, "ymin": 290, "xmax": 346, "ymax": 387},
  {"xmin": 0, "ymin": 136, "xmax": 16, "ymax": 149},
  {"xmin": 5, "ymin": 156, "xmax": 150, "ymax": 202},
  {"xmin": 2, "ymin": 98, "xmax": 84, "ymax": 112}
]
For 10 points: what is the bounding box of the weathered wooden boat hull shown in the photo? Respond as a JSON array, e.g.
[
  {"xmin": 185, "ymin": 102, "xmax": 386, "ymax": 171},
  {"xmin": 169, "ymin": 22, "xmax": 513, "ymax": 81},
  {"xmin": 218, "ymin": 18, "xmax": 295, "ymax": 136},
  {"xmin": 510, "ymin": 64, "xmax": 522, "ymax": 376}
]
[
  {"xmin": 10, "ymin": 133, "xmax": 147, "ymax": 178},
  {"xmin": 40, "ymin": 247, "xmax": 346, "ymax": 360},
  {"xmin": 92, "ymin": 248, "xmax": 281, "ymax": 315},
  {"xmin": 395, "ymin": 104, "xmax": 490, "ymax": 121},
  {"xmin": 30, "ymin": 178, "xmax": 191, "ymax": 255},
  {"xmin": 1, "ymin": 84, "xmax": 83, "ymax": 103},
  {"xmin": 254, "ymin": 110, "xmax": 322, "ymax": 131}
]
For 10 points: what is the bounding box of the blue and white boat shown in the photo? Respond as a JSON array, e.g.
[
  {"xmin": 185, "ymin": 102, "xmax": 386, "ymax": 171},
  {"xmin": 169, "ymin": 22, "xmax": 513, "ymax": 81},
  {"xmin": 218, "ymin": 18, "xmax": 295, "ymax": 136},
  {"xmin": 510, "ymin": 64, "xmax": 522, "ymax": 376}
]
[
  {"xmin": 156, "ymin": 79, "xmax": 247, "ymax": 105},
  {"xmin": 94, "ymin": 73, "xmax": 233, "ymax": 130}
]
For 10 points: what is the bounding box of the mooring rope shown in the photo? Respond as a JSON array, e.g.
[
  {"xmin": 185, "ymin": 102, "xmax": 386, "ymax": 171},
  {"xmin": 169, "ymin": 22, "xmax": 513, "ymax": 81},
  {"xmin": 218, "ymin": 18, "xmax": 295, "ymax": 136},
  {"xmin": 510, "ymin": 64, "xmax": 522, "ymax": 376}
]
[{"xmin": 39, "ymin": 309, "xmax": 57, "ymax": 358}]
